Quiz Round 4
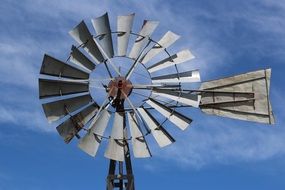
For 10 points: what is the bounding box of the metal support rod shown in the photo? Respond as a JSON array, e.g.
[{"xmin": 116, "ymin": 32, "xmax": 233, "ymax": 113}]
[{"xmin": 106, "ymin": 87, "xmax": 135, "ymax": 190}]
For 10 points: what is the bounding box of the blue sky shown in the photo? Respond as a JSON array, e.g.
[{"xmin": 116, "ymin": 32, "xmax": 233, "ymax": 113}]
[{"xmin": 1, "ymin": 0, "xmax": 285, "ymax": 189}]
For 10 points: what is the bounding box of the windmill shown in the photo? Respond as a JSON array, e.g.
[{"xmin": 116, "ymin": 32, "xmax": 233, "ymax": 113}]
[{"xmin": 39, "ymin": 13, "xmax": 274, "ymax": 190}]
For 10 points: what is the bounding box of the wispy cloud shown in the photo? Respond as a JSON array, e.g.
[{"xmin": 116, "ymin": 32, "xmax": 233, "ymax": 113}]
[
  {"xmin": 0, "ymin": 105, "xmax": 52, "ymax": 132},
  {"xmin": 151, "ymin": 118, "xmax": 285, "ymax": 169}
]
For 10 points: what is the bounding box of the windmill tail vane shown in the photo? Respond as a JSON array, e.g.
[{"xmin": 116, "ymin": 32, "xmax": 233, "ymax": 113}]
[{"xmin": 38, "ymin": 12, "xmax": 274, "ymax": 190}]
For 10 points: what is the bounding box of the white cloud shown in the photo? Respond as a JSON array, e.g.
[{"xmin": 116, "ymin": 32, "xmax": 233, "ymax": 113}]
[
  {"xmin": 150, "ymin": 116, "xmax": 285, "ymax": 169},
  {"xmin": 0, "ymin": 105, "xmax": 53, "ymax": 133}
]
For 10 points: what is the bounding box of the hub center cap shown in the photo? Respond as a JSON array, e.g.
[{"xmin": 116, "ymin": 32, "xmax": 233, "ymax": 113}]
[{"xmin": 107, "ymin": 77, "xmax": 133, "ymax": 100}]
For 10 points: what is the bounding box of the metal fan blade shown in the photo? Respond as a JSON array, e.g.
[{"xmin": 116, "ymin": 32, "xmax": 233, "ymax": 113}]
[
  {"xmin": 137, "ymin": 108, "xmax": 175, "ymax": 147},
  {"xmin": 110, "ymin": 112, "xmax": 124, "ymax": 139},
  {"xmin": 152, "ymin": 89, "xmax": 201, "ymax": 108},
  {"xmin": 147, "ymin": 49, "xmax": 195, "ymax": 73},
  {"xmin": 146, "ymin": 98, "xmax": 192, "ymax": 130},
  {"xmin": 56, "ymin": 103, "xmax": 98, "ymax": 143},
  {"xmin": 87, "ymin": 96, "xmax": 114, "ymax": 131},
  {"xmin": 42, "ymin": 94, "xmax": 93, "ymax": 123},
  {"xmin": 127, "ymin": 112, "xmax": 151, "ymax": 158},
  {"xmin": 70, "ymin": 45, "xmax": 95, "ymax": 72},
  {"xmin": 105, "ymin": 112, "xmax": 125, "ymax": 161},
  {"xmin": 39, "ymin": 78, "xmax": 89, "ymax": 99},
  {"xmin": 69, "ymin": 21, "xmax": 104, "ymax": 63},
  {"xmin": 89, "ymin": 109, "xmax": 111, "ymax": 135},
  {"xmin": 152, "ymin": 70, "xmax": 200, "ymax": 83},
  {"xmin": 91, "ymin": 13, "xmax": 114, "ymax": 58},
  {"xmin": 117, "ymin": 13, "xmax": 135, "ymax": 56},
  {"xmin": 121, "ymin": 90, "xmax": 151, "ymax": 138},
  {"xmin": 132, "ymin": 83, "xmax": 180, "ymax": 90},
  {"xmin": 140, "ymin": 31, "xmax": 180, "ymax": 64},
  {"xmin": 78, "ymin": 133, "xmax": 102, "ymax": 157},
  {"xmin": 40, "ymin": 54, "xmax": 89, "ymax": 79},
  {"xmin": 78, "ymin": 109, "xmax": 111, "ymax": 157},
  {"xmin": 69, "ymin": 21, "xmax": 91, "ymax": 45},
  {"xmin": 199, "ymin": 68, "xmax": 275, "ymax": 124},
  {"xmin": 128, "ymin": 20, "xmax": 159, "ymax": 59},
  {"xmin": 104, "ymin": 139, "xmax": 125, "ymax": 161}
]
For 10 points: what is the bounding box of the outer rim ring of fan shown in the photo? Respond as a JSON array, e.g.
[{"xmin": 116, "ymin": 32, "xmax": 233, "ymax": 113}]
[
  {"xmin": 66, "ymin": 32, "xmax": 184, "ymax": 139},
  {"xmin": 88, "ymin": 32, "xmax": 182, "ymax": 104}
]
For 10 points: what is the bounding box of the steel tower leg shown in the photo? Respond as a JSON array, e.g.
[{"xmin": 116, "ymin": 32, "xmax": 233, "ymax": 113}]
[{"xmin": 106, "ymin": 142, "xmax": 135, "ymax": 190}]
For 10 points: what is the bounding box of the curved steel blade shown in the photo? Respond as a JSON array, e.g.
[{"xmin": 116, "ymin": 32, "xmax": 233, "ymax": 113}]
[
  {"xmin": 70, "ymin": 45, "xmax": 95, "ymax": 72},
  {"xmin": 146, "ymin": 98, "xmax": 192, "ymax": 130},
  {"xmin": 89, "ymin": 109, "xmax": 111, "ymax": 135},
  {"xmin": 152, "ymin": 89, "xmax": 201, "ymax": 108},
  {"xmin": 39, "ymin": 78, "xmax": 89, "ymax": 99},
  {"xmin": 128, "ymin": 20, "xmax": 159, "ymax": 59},
  {"xmin": 104, "ymin": 139, "xmax": 125, "ymax": 161},
  {"xmin": 117, "ymin": 13, "xmax": 135, "ymax": 56},
  {"xmin": 69, "ymin": 21, "xmax": 104, "ymax": 63},
  {"xmin": 42, "ymin": 94, "xmax": 93, "ymax": 123},
  {"xmin": 137, "ymin": 108, "xmax": 175, "ymax": 147},
  {"xmin": 147, "ymin": 49, "xmax": 194, "ymax": 73},
  {"xmin": 78, "ymin": 133, "xmax": 102, "ymax": 157},
  {"xmin": 152, "ymin": 70, "xmax": 200, "ymax": 83},
  {"xmin": 127, "ymin": 112, "xmax": 151, "ymax": 158},
  {"xmin": 57, "ymin": 103, "xmax": 99, "ymax": 143},
  {"xmin": 110, "ymin": 112, "xmax": 124, "ymax": 139},
  {"xmin": 78, "ymin": 108, "xmax": 111, "ymax": 157},
  {"xmin": 92, "ymin": 13, "xmax": 114, "ymax": 58},
  {"xmin": 104, "ymin": 112, "xmax": 126, "ymax": 161},
  {"xmin": 40, "ymin": 54, "xmax": 89, "ymax": 79},
  {"xmin": 140, "ymin": 31, "xmax": 180, "ymax": 64}
]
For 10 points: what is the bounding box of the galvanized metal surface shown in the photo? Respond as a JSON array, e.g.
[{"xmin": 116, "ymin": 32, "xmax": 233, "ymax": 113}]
[
  {"xmin": 78, "ymin": 109, "xmax": 111, "ymax": 156},
  {"xmin": 137, "ymin": 108, "xmax": 175, "ymax": 147},
  {"xmin": 105, "ymin": 112, "xmax": 126, "ymax": 161},
  {"xmin": 69, "ymin": 21, "xmax": 91, "ymax": 45},
  {"xmin": 152, "ymin": 70, "xmax": 200, "ymax": 83},
  {"xmin": 70, "ymin": 45, "xmax": 95, "ymax": 72},
  {"xmin": 40, "ymin": 54, "xmax": 89, "ymax": 79},
  {"xmin": 39, "ymin": 78, "xmax": 89, "ymax": 99},
  {"xmin": 128, "ymin": 20, "xmax": 159, "ymax": 59},
  {"xmin": 92, "ymin": 13, "xmax": 114, "ymax": 58},
  {"xmin": 127, "ymin": 112, "xmax": 151, "ymax": 158},
  {"xmin": 117, "ymin": 14, "xmax": 135, "ymax": 56},
  {"xmin": 42, "ymin": 94, "xmax": 93, "ymax": 123},
  {"xmin": 200, "ymin": 69, "xmax": 274, "ymax": 124},
  {"xmin": 140, "ymin": 31, "xmax": 180, "ymax": 64},
  {"xmin": 110, "ymin": 112, "xmax": 124, "ymax": 139},
  {"xmin": 69, "ymin": 21, "xmax": 104, "ymax": 63},
  {"xmin": 147, "ymin": 49, "xmax": 195, "ymax": 73},
  {"xmin": 146, "ymin": 98, "xmax": 192, "ymax": 130},
  {"xmin": 152, "ymin": 89, "xmax": 201, "ymax": 108},
  {"xmin": 105, "ymin": 139, "xmax": 125, "ymax": 161},
  {"xmin": 89, "ymin": 109, "xmax": 111, "ymax": 135},
  {"xmin": 56, "ymin": 103, "xmax": 98, "ymax": 143},
  {"xmin": 78, "ymin": 132, "xmax": 102, "ymax": 157}
]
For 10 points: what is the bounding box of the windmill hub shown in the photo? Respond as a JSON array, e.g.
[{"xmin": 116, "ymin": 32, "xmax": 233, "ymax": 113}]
[{"xmin": 107, "ymin": 76, "xmax": 133, "ymax": 100}]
